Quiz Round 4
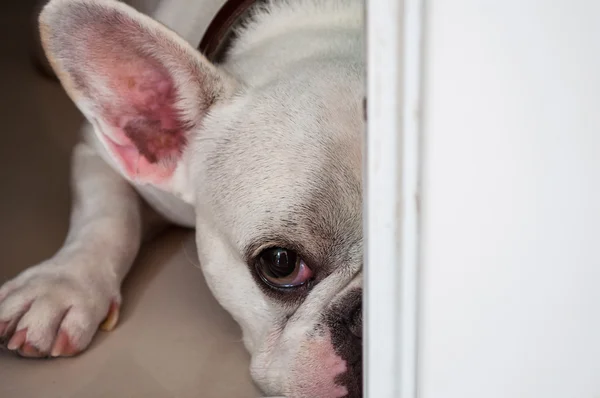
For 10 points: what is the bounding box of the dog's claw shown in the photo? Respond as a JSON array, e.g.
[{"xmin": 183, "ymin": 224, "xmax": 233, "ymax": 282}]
[
  {"xmin": 19, "ymin": 342, "xmax": 44, "ymax": 358},
  {"xmin": 7, "ymin": 328, "xmax": 27, "ymax": 351},
  {"xmin": 51, "ymin": 330, "xmax": 79, "ymax": 357},
  {"xmin": 50, "ymin": 330, "xmax": 67, "ymax": 357},
  {"xmin": 99, "ymin": 300, "xmax": 120, "ymax": 332}
]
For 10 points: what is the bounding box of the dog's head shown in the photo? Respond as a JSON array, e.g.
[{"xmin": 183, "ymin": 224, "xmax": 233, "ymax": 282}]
[{"xmin": 40, "ymin": 0, "xmax": 364, "ymax": 396}]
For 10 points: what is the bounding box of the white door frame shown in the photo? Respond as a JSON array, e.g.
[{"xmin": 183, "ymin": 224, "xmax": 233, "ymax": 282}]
[{"xmin": 364, "ymin": 0, "xmax": 425, "ymax": 396}]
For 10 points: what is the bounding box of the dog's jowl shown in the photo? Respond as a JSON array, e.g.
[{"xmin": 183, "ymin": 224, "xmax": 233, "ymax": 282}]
[{"xmin": 0, "ymin": 0, "xmax": 365, "ymax": 396}]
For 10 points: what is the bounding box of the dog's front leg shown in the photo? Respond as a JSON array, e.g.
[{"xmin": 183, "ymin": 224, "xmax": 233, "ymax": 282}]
[{"xmin": 0, "ymin": 141, "xmax": 157, "ymax": 358}]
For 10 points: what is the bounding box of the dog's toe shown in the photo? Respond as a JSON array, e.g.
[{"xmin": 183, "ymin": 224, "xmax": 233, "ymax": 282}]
[
  {"xmin": 50, "ymin": 329, "xmax": 78, "ymax": 357},
  {"xmin": 19, "ymin": 341, "xmax": 45, "ymax": 358}
]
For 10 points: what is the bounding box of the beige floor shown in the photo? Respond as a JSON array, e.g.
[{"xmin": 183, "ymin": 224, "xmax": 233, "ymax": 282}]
[{"xmin": 0, "ymin": 1, "xmax": 259, "ymax": 396}]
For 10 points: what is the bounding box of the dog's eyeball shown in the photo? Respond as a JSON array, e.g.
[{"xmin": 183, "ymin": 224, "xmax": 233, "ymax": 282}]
[{"xmin": 256, "ymin": 248, "xmax": 313, "ymax": 288}]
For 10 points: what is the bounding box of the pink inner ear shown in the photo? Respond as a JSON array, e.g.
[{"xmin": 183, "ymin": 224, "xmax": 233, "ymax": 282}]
[{"xmin": 94, "ymin": 60, "xmax": 188, "ymax": 184}]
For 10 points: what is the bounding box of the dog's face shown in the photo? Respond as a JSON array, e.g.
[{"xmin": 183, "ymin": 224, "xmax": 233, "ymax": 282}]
[
  {"xmin": 40, "ymin": 0, "xmax": 363, "ymax": 396},
  {"xmin": 194, "ymin": 65, "xmax": 364, "ymax": 397}
]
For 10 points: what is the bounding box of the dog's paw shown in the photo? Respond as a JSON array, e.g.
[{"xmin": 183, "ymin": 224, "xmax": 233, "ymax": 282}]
[{"xmin": 0, "ymin": 261, "xmax": 120, "ymax": 358}]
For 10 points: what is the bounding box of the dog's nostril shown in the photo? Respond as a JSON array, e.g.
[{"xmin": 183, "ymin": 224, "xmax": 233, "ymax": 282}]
[{"xmin": 348, "ymin": 305, "xmax": 362, "ymax": 339}]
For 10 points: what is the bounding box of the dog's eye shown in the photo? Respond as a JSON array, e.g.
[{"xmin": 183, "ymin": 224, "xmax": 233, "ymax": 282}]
[{"xmin": 256, "ymin": 248, "xmax": 313, "ymax": 288}]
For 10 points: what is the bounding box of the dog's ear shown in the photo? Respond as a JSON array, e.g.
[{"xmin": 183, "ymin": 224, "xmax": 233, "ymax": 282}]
[{"xmin": 39, "ymin": 0, "xmax": 236, "ymax": 198}]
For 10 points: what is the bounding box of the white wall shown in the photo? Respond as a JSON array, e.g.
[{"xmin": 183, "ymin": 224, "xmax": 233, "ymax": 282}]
[{"xmin": 419, "ymin": 1, "xmax": 600, "ymax": 397}]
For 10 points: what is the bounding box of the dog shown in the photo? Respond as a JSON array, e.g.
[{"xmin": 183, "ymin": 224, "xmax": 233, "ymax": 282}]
[{"xmin": 0, "ymin": 0, "xmax": 364, "ymax": 396}]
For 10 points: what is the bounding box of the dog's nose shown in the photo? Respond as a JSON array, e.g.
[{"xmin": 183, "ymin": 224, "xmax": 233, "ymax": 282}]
[
  {"xmin": 325, "ymin": 289, "xmax": 363, "ymax": 397},
  {"xmin": 348, "ymin": 304, "xmax": 362, "ymax": 339},
  {"xmin": 346, "ymin": 300, "xmax": 363, "ymax": 398},
  {"xmin": 343, "ymin": 297, "xmax": 363, "ymax": 397}
]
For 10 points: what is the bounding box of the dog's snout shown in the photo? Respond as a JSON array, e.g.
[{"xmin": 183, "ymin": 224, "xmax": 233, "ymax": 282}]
[{"xmin": 323, "ymin": 288, "xmax": 363, "ymax": 397}]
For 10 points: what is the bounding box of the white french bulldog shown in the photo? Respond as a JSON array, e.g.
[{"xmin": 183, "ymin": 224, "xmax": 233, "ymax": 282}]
[{"xmin": 0, "ymin": 0, "xmax": 363, "ymax": 396}]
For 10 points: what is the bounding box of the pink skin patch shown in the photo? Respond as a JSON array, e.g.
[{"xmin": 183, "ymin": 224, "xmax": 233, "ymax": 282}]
[
  {"xmin": 252, "ymin": 325, "xmax": 349, "ymax": 397},
  {"xmin": 292, "ymin": 329, "xmax": 349, "ymax": 398},
  {"xmin": 93, "ymin": 61, "xmax": 187, "ymax": 185},
  {"xmin": 103, "ymin": 131, "xmax": 177, "ymax": 185}
]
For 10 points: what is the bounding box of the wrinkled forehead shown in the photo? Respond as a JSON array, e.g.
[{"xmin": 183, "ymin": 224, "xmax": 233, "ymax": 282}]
[{"xmin": 200, "ymin": 69, "xmax": 364, "ymax": 264}]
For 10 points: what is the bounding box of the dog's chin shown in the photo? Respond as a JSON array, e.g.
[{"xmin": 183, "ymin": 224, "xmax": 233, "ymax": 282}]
[{"xmin": 249, "ymin": 321, "xmax": 361, "ymax": 398}]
